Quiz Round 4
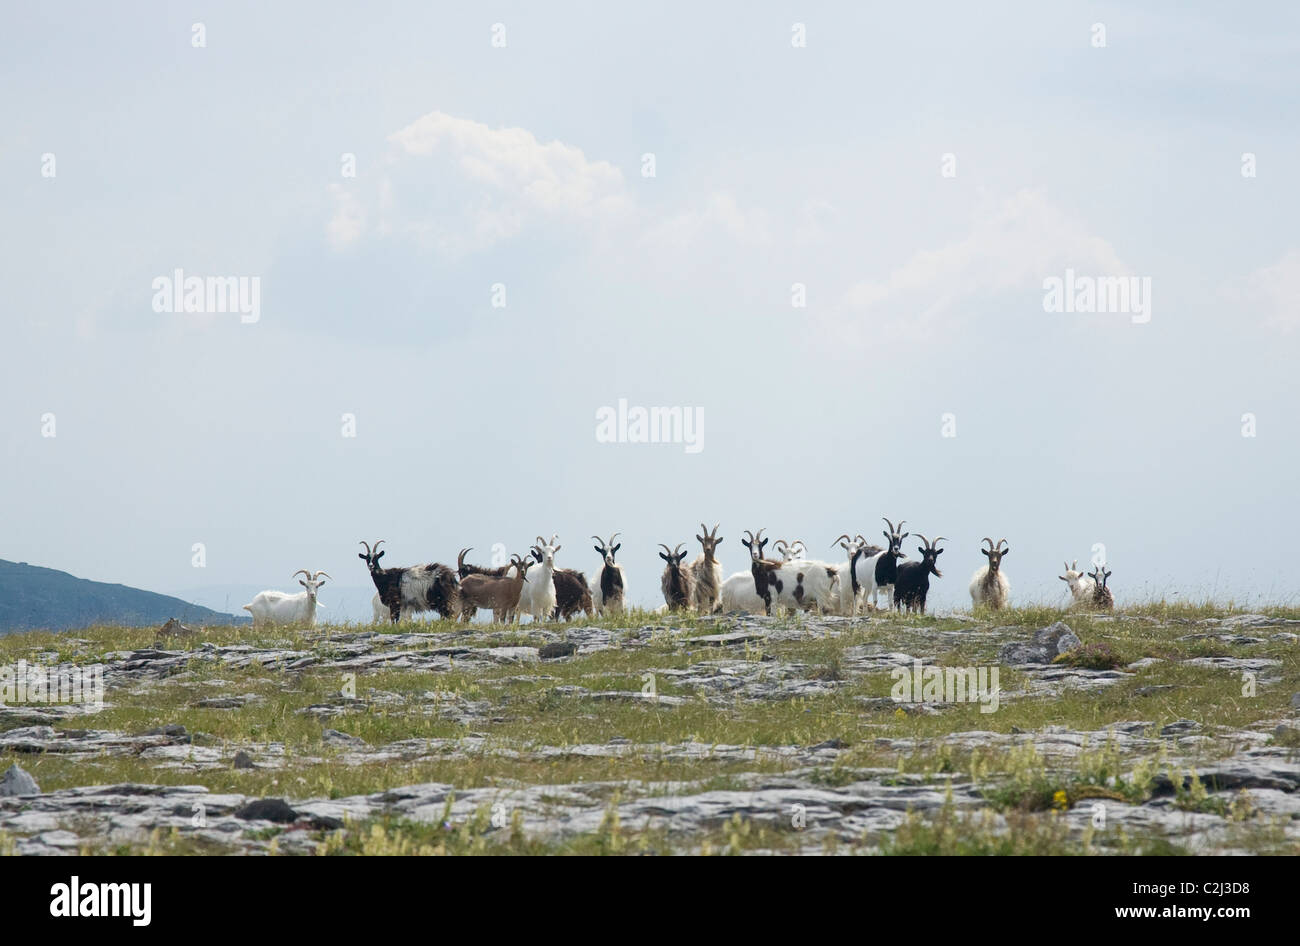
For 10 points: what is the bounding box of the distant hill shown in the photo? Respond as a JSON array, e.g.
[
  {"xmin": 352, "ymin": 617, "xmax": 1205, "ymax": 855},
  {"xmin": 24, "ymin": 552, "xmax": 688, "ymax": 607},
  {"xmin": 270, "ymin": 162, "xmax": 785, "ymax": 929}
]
[{"xmin": 0, "ymin": 559, "xmax": 249, "ymax": 634}]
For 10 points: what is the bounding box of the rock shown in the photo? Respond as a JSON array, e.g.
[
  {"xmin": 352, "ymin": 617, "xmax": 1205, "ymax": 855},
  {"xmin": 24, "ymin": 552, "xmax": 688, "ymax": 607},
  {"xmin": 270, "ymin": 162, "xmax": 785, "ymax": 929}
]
[
  {"xmin": 323, "ymin": 729, "xmax": 366, "ymax": 747},
  {"xmin": 1134, "ymin": 685, "xmax": 1177, "ymax": 697},
  {"xmin": 142, "ymin": 724, "xmax": 188, "ymax": 738},
  {"xmin": 538, "ymin": 642, "xmax": 578, "ymax": 660},
  {"xmin": 1291, "ymin": 693, "xmax": 1300, "ymax": 712},
  {"xmin": 232, "ymin": 751, "xmax": 255, "ymax": 769},
  {"xmin": 235, "ymin": 798, "xmax": 298, "ymax": 822},
  {"xmin": 1160, "ymin": 719, "xmax": 1199, "ymax": 736},
  {"xmin": 690, "ymin": 632, "xmax": 766, "ymax": 646},
  {"xmin": 998, "ymin": 622, "xmax": 1081, "ymax": 665},
  {"xmin": 808, "ymin": 739, "xmax": 846, "ymax": 751},
  {"xmin": 0, "ymin": 763, "xmax": 40, "ymax": 796}
]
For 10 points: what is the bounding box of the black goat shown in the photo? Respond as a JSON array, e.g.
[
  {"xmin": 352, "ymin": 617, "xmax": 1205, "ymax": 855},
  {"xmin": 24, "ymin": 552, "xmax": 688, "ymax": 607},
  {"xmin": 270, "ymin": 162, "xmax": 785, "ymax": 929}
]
[
  {"xmin": 359, "ymin": 539, "xmax": 459, "ymax": 622},
  {"xmin": 893, "ymin": 533, "xmax": 946, "ymax": 615}
]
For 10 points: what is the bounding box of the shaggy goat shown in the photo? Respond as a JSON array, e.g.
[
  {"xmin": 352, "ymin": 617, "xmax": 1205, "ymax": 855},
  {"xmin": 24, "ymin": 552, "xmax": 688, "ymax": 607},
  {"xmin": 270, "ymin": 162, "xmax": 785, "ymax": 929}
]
[
  {"xmin": 1089, "ymin": 564, "xmax": 1115, "ymax": 611},
  {"xmin": 591, "ymin": 533, "xmax": 626, "ymax": 615},
  {"xmin": 688, "ymin": 523, "xmax": 724, "ymax": 613},
  {"xmin": 969, "ymin": 537, "xmax": 1011, "ymax": 610},
  {"xmin": 894, "ymin": 534, "xmax": 946, "ymax": 614},
  {"xmin": 358, "ymin": 539, "xmax": 459, "ymax": 622},
  {"xmin": 458, "ymin": 555, "xmax": 528, "ymax": 623},
  {"xmin": 659, "ymin": 543, "xmax": 695, "ymax": 611},
  {"xmin": 243, "ymin": 569, "xmax": 330, "ymax": 628},
  {"xmin": 457, "ymin": 547, "xmax": 510, "ymax": 580}
]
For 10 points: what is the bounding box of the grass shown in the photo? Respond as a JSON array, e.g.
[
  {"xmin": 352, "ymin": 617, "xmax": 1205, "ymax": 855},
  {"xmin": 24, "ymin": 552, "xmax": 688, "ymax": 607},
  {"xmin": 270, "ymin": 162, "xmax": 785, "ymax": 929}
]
[{"xmin": 2, "ymin": 600, "xmax": 1297, "ymax": 854}]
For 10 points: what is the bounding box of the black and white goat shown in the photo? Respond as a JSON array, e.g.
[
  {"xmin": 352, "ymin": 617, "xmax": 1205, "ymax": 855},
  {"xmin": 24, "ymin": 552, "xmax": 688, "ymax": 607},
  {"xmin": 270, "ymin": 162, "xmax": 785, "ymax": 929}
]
[
  {"xmin": 358, "ymin": 539, "xmax": 459, "ymax": 622},
  {"xmin": 688, "ymin": 523, "xmax": 724, "ymax": 613},
  {"xmin": 1059, "ymin": 560, "xmax": 1096, "ymax": 608},
  {"xmin": 591, "ymin": 533, "xmax": 626, "ymax": 615},
  {"xmin": 740, "ymin": 529, "xmax": 837, "ymax": 615},
  {"xmin": 863, "ymin": 517, "xmax": 908, "ymax": 610},
  {"xmin": 894, "ymin": 534, "xmax": 946, "ymax": 615},
  {"xmin": 830, "ymin": 534, "xmax": 883, "ymax": 615},
  {"xmin": 969, "ymin": 537, "xmax": 1011, "ymax": 610}
]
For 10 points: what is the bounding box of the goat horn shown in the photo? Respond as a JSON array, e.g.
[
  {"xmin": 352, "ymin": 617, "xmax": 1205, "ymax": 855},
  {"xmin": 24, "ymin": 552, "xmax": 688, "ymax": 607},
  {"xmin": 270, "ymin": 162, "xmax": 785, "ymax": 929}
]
[
  {"xmin": 608, "ymin": 532, "xmax": 621, "ymax": 546},
  {"xmin": 981, "ymin": 537, "xmax": 994, "ymax": 550},
  {"xmin": 997, "ymin": 538, "xmax": 1008, "ymax": 550},
  {"xmin": 590, "ymin": 535, "xmax": 606, "ymax": 547},
  {"xmin": 314, "ymin": 571, "xmax": 331, "ymax": 580},
  {"xmin": 373, "ymin": 540, "xmax": 385, "ymax": 552},
  {"xmin": 458, "ymin": 548, "xmax": 472, "ymax": 566},
  {"xmin": 674, "ymin": 543, "xmax": 686, "ymax": 555},
  {"xmin": 359, "ymin": 540, "xmax": 371, "ymax": 556},
  {"xmin": 742, "ymin": 530, "xmax": 755, "ymax": 544},
  {"xmin": 914, "ymin": 534, "xmax": 931, "ymax": 549},
  {"xmin": 658, "ymin": 543, "xmax": 674, "ymax": 556},
  {"xmin": 292, "ymin": 569, "xmax": 312, "ymax": 580},
  {"xmin": 882, "ymin": 517, "xmax": 895, "ymax": 534},
  {"xmin": 832, "ymin": 534, "xmax": 853, "ymax": 549},
  {"xmin": 535, "ymin": 536, "xmax": 546, "ymax": 546}
]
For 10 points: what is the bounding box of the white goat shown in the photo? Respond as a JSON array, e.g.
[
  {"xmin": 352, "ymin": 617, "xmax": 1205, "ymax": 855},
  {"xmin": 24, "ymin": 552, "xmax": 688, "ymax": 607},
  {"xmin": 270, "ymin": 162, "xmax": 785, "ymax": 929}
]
[
  {"xmin": 969, "ymin": 537, "xmax": 1011, "ymax": 610},
  {"xmin": 829, "ymin": 534, "xmax": 884, "ymax": 615},
  {"xmin": 243, "ymin": 570, "xmax": 330, "ymax": 628},
  {"xmin": 517, "ymin": 534, "xmax": 558, "ymax": 622},
  {"xmin": 370, "ymin": 593, "xmax": 388, "ymax": 624},
  {"xmin": 1059, "ymin": 560, "xmax": 1096, "ymax": 607}
]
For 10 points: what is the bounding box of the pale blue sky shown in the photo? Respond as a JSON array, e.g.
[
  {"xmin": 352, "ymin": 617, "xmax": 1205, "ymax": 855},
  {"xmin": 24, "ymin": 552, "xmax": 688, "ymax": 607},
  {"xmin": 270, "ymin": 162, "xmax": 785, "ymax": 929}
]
[{"xmin": 2, "ymin": 2, "xmax": 1297, "ymax": 617}]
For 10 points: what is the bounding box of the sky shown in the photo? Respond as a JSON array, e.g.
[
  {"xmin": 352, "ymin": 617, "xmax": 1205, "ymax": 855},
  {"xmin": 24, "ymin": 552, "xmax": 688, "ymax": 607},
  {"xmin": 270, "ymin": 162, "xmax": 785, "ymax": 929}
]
[{"xmin": 2, "ymin": 2, "xmax": 1298, "ymax": 620}]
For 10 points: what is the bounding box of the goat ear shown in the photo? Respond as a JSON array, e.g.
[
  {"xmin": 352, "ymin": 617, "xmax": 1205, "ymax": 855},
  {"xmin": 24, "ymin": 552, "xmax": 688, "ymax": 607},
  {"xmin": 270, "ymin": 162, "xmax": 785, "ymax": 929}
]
[
  {"xmin": 695, "ymin": 534, "xmax": 704, "ymax": 543},
  {"xmin": 741, "ymin": 539, "xmax": 751, "ymax": 549},
  {"xmin": 299, "ymin": 580, "xmax": 307, "ymax": 588},
  {"xmin": 612, "ymin": 543, "xmax": 620, "ymax": 554},
  {"xmin": 553, "ymin": 544, "xmax": 561, "ymax": 553},
  {"xmin": 935, "ymin": 548, "xmax": 944, "ymax": 556},
  {"xmin": 594, "ymin": 545, "xmax": 604, "ymax": 556},
  {"xmin": 901, "ymin": 532, "xmax": 909, "ymax": 540},
  {"xmin": 981, "ymin": 548, "xmax": 990, "ymax": 557},
  {"xmin": 358, "ymin": 553, "xmax": 367, "ymax": 561},
  {"xmin": 1000, "ymin": 548, "xmax": 1009, "ymax": 557},
  {"xmin": 1058, "ymin": 575, "xmax": 1067, "ymax": 581},
  {"xmin": 714, "ymin": 537, "xmax": 722, "ymax": 546},
  {"xmin": 659, "ymin": 552, "xmax": 670, "ymax": 562}
]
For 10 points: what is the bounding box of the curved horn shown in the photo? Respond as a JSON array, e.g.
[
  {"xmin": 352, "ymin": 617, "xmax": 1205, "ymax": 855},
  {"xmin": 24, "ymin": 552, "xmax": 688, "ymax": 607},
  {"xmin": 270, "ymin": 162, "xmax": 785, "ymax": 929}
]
[
  {"xmin": 658, "ymin": 543, "xmax": 674, "ymax": 556},
  {"xmin": 755, "ymin": 528, "xmax": 766, "ymax": 544},
  {"xmin": 292, "ymin": 569, "xmax": 312, "ymax": 580},
  {"xmin": 742, "ymin": 530, "xmax": 755, "ymax": 545},
  {"xmin": 981, "ymin": 537, "xmax": 995, "ymax": 550},
  {"xmin": 458, "ymin": 548, "xmax": 472, "ymax": 568},
  {"xmin": 535, "ymin": 536, "xmax": 546, "ymax": 547},
  {"xmin": 314, "ymin": 571, "xmax": 331, "ymax": 580},
  {"xmin": 373, "ymin": 540, "xmax": 385, "ymax": 553},
  {"xmin": 931, "ymin": 536, "xmax": 948, "ymax": 547},
  {"xmin": 674, "ymin": 543, "xmax": 686, "ymax": 555},
  {"xmin": 608, "ymin": 532, "xmax": 621, "ymax": 546},
  {"xmin": 831, "ymin": 534, "xmax": 853, "ymax": 549},
  {"xmin": 359, "ymin": 540, "xmax": 372, "ymax": 557},
  {"xmin": 996, "ymin": 538, "xmax": 1008, "ymax": 551},
  {"xmin": 914, "ymin": 534, "xmax": 930, "ymax": 549},
  {"xmin": 882, "ymin": 517, "xmax": 895, "ymax": 535},
  {"xmin": 591, "ymin": 535, "xmax": 606, "ymax": 548}
]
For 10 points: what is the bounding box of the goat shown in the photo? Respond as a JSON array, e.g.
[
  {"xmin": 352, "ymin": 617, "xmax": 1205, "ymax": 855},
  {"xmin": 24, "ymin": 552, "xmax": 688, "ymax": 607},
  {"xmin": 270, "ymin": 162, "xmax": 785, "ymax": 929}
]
[
  {"xmin": 1089, "ymin": 564, "xmax": 1115, "ymax": 611},
  {"xmin": 1059, "ymin": 560, "xmax": 1096, "ymax": 607},
  {"xmin": 529, "ymin": 535, "xmax": 592, "ymax": 620},
  {"xmin": 457, "ymin": 547, "xmax": 509, "ymax": 580},
  {"xmin": 243, "ymin": 569, "xmax": 330, "ymax": 628},
  {"xmin": 688, "ymin": 523, "xmax": 724, "ymax": 613},
  {"xmin": 370, "ymin": 593, "xmax": 387, "ymax": 624},
  {"xmin": 894, "ymin": 534, "xmax": 946, "ymax": 614},
  {"xmin": 358, "ymin": 539, "xmax": 459, "ymax": 622},
  {"xmin": 518, "ymin": 535, "xmax": 559, "ymax": 622},
  {"xmin": 740, "ymin": 529, "xmax": 837, "ymax": 615},
  {"xmin": 659, "ymin": 543, "xmax": 695, "ymax": 611},
  {"xmin": 458, "ymin": 555, "xmax": 528, "ymax": 623},
  {"xmin": 831, "ymin": 534, "xmax": 884, "ymax": 615},
  {"xmin": 773, "ymin": 539, "xmax": 806, "ymax": 562},
  {"xmin": 591, "ymin": 533, "xmax": 626, "ymax": 615},
  {"xmin": 969, "ymin": 537, "xmax": 1011, "ymax": 610},
  {"xmin": 863, "ymin": 517, "xmax": 908, "ymax": 610},
  {"xmin": 719, "ymin": 568, "xmax": 765, "ymax": 613}
]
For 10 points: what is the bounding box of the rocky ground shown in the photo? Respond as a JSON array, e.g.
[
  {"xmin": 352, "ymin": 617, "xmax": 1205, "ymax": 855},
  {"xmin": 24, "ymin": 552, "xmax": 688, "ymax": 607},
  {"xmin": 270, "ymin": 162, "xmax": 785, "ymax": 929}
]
[{"xmin": 1, "ymin": 605, "xmax": 1298, "ymax": 855}]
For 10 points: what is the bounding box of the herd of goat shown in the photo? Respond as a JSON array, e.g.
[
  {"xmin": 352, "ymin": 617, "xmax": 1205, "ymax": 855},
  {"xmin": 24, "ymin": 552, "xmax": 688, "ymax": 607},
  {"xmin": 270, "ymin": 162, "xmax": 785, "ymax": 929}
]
[{"xmin": 241, "ymin": 520, "xmax": 1117, "ymax": 628}]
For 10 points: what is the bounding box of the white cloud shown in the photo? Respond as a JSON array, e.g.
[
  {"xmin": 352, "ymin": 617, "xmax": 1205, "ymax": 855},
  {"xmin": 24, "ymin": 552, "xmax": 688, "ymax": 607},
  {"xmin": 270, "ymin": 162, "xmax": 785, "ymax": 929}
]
[
  {"xmin": 839, "ymin": 190, "xmax": 1132, "ymax": 338},
  {"xmin": 1230, "ymin": 248, "xmax": 1300, "ymax": 332},
  {"xmin": 329, "ymin": 111, "xmax": 632, "ymax": 253}
]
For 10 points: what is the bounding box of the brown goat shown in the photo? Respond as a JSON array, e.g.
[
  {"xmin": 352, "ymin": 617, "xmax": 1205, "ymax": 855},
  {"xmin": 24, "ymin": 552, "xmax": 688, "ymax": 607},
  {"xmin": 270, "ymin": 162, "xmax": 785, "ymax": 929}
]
[{"xmin": 458, "ymin": 556, "xmax": 527, "ymax": 623}]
